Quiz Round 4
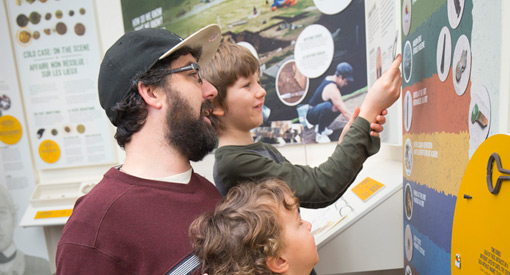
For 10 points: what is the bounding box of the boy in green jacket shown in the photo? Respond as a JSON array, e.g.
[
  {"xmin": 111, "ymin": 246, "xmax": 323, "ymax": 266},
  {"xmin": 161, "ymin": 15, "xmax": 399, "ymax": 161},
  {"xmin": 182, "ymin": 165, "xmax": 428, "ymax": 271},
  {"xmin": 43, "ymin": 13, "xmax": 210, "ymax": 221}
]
[{"xmin": 203, "ymin": 42, "xmax": 402, "ymax": 208}]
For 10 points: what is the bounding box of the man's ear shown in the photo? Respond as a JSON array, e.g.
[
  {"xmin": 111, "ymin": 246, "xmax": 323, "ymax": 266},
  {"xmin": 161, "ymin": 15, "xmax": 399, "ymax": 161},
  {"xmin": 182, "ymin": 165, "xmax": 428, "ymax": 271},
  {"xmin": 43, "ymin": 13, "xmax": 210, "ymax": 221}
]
[
  {"xmin": 266, "ymin": 256, "xmax": 289, "ymax": 274},
  {"xmin": 212, "ymin": 101, "xmax": 225, "ymax": 116},
  {"xmin": 138, "ymin": 82, "xmax": 163, "ymax": 109}
]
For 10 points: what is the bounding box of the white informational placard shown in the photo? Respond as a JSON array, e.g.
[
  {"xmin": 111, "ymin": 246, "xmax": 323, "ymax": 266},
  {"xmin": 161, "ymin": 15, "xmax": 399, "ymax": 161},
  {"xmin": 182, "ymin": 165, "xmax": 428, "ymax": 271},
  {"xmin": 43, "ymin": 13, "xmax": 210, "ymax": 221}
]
[
  {"xmin": 364, "ymin": 0, "xmax": 401, "ymax": 144},
  {"xmin": 5, "ymin": 0, "xmax": 116, "ymax": 170},
  {"xmin": 0, "ymin": 5, "xmax": 50, "ymax": 265}
]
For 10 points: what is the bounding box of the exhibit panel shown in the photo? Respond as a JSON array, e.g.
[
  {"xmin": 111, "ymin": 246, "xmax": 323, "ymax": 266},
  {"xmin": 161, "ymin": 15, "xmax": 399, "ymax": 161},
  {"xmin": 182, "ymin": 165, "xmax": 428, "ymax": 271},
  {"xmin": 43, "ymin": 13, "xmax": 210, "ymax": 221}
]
[
  {"xmin": 401, "ymin": 0, "xmax": 507, "ymax": 274},
  {"xmin": 0, "ymin": 0, "xmax": 509, "ymax": 274}
]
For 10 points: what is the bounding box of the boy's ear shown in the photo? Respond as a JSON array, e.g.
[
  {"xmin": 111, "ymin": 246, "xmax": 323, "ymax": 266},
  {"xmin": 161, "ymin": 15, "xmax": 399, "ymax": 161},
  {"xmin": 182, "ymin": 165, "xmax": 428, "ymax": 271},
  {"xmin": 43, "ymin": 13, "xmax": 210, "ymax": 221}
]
[
  {"xmin": 138, "ymin": 82, "xmax": 163, "ymax": 109},
  {"xmin": 266, "ymin": 256, "xmax": 289, "ymax": 274},
  {"xmin": 212, "ymin": 101, "xmax": 225, "ymax": 116}
]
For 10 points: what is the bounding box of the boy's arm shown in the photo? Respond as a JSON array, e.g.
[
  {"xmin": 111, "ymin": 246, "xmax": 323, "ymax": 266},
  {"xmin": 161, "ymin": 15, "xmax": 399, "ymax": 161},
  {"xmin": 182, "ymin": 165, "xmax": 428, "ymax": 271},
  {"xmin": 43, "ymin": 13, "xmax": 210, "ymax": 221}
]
[
  {"xmin": 359, "ymin": 55, "xmax": 402, "ymax": 123},
  {"xmin": 215, "ymin": 117, "xmax": 377, "ymax": 209}
]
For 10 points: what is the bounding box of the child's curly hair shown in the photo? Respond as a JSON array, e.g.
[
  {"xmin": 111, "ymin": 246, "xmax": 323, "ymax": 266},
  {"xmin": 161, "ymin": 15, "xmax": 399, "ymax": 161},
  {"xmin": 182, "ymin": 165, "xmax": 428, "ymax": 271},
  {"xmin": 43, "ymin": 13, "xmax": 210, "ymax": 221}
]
[{"xmin": 189, "ymin": 178, "xmax": 298, "ymax": 275}]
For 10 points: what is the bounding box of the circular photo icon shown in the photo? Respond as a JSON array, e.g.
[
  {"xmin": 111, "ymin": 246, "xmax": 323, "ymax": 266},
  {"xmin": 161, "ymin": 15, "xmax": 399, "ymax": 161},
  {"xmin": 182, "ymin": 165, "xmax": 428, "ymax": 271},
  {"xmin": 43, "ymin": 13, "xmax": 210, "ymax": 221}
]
[
  {"xmin": 436, "ymin": 26, "xmax": 452, "ymax": 82},
  {"xmin": 403, "ymin": 90, "xmax": 413, "ymax": 132},
  {"xmin": 468, "ymin": 84, "xmax": 491, "ymax": 157},
  {"xmin": 402, "ymin": 0, "xmax": 412, "ymax": 36},
  {"xmin": 0, "ymin": 94, "xmax": 12, "ymax": 111},
  {"xmin": 403, "ymin": 40, "xmax": 413, "ymax": 83},
  {"xmin": 405, "ymin": 224, "xmax": 414, "ymax": 262},
  {"xmin": 452, "ymin": 34, "xmax": 471, "ymax": 96},
  {"xmin": 294, "ymin": 24, "xmax": 334, "ymax": 78},
  {"xmin": 448, "ymin": 0, "xmax": 465, "ymax": 29},
  {"xmin": 405, "ymin": 183, "xmax": 413, "ymax": 220},
  {"xmin": 276, "ymin": 59, "xmax": 309, "ymax": 106},
  {"xmin": 313, "ymin": 0, "xmax": 351, "ymax": 15},
  {"xmin": 404, "ymin": 138, "xmax": 413, "ymax": 177}
]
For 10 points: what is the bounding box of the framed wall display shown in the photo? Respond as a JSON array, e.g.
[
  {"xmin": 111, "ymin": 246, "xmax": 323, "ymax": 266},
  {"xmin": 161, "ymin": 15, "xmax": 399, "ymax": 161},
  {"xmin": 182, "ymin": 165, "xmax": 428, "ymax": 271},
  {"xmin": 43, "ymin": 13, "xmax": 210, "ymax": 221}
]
[
  {"xmin": 121, "ymin": 0, "xmax": 371, "ymax": 145},
  {"xmin": 5, "ymin": 0, "xmax": 116, "ymax": 169}
]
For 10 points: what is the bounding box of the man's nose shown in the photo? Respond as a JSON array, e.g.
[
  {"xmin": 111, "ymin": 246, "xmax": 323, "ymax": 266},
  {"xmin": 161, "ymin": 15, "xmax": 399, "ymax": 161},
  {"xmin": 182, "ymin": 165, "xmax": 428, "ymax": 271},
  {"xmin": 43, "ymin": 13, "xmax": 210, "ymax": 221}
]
[{"xmin": 201, "ymin": 79, "xmax": 218, "ymax": 100}]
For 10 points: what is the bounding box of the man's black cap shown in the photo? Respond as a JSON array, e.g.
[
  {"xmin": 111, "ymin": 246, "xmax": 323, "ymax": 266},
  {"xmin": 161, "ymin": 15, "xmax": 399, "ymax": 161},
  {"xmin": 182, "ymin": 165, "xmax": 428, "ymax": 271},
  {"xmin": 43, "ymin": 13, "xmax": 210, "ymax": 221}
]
[{"xmin": 98, "ymin": 25, "xmax": 221, "ymax": 123}]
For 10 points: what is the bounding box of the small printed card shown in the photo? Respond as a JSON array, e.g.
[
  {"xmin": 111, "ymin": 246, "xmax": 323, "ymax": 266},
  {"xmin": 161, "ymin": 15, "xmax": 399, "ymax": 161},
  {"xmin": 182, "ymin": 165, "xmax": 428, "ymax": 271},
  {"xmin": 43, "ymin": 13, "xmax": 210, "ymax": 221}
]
[{"xmin": 351, "ymin": 177, "xmax": 385, "ymax": 201}]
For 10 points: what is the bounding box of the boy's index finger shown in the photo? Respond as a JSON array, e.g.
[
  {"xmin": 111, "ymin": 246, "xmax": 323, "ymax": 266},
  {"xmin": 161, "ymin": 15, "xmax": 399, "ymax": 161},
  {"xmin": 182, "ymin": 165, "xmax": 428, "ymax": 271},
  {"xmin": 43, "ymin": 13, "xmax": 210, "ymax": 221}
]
[{"xmin": 392, "ymin": 54, "xmax": 402, "ymax": 67}]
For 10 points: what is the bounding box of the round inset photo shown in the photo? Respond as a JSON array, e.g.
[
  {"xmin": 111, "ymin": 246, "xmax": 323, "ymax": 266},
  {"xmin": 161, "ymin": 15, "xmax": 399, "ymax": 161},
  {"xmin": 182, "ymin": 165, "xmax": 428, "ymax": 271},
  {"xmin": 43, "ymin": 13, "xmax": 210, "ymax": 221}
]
[
  {"xmin": 448, "ymin": 0, "xmax": 465, "ymax": 29},
  {"xmin": 403, "ymin": 40, "xmax": 412, "ymax": 83},
  {"xmin": 402, "ymin": 0, "xmax": 412, "ymax": 36},
  {"xmin": 436, "ymin": 26, "xmax": 452, "ymax": 82},
  {"xmin": 404, "ymin": 138, "xmax": 413, "ymax": 177},
  {"xmin": 405, "ymin": 183, "xmax": 413, "ymax": 220},
  {"xmin": 276, "ymin": 59, "xmax": 309, "ymax": 106},
  {"xmin": 403, "ymin": 90, "xmax": 413, "ymax": 132},
  {"xmin": 0, "ymin": 94, "xmax": 12, "ymax": 111},
  {"xmin": 294, "ymin": 24, "xmax": 334, "ymax": 78},
  {"xmin": 468, "ymin": 84, "xmax": 491, "ymax": 157},
  {"xmin": 313, "ymin": 0, "xmax": 351, "ymax": 15},
  {"xmin": 452, "ymin": 34, "xmax": 471, "ymax": 96},
  {"xmin": 405, "ymin": 224, "xmax": 414, "ymax": 262}
]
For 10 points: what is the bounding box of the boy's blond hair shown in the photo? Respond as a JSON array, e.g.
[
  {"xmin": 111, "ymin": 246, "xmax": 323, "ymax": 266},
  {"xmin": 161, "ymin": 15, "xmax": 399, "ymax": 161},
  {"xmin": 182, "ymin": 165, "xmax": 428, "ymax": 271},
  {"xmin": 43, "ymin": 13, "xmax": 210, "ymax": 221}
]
[
  {"xmin": 202, "ymin": 42, "xmax": 260, "ymax": 133},
  {"xmin": 189, "ymin": 179, "xmax": 299, "ymax": 275}
]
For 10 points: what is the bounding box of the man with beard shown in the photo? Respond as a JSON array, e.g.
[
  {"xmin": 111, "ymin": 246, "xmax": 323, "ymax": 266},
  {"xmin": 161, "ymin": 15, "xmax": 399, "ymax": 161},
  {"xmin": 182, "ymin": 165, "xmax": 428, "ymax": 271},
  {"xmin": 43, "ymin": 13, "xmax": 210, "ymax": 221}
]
[{"xmin": 56, "ymin": 25, "xmax": 222, "ymax": 275}]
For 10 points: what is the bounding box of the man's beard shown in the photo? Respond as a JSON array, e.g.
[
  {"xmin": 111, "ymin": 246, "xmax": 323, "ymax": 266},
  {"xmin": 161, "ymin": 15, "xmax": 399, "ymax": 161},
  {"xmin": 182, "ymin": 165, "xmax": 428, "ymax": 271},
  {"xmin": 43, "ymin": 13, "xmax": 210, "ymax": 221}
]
[{"xmin": 165, "ymin": 90, "xmax": 217, "ymax": 162}]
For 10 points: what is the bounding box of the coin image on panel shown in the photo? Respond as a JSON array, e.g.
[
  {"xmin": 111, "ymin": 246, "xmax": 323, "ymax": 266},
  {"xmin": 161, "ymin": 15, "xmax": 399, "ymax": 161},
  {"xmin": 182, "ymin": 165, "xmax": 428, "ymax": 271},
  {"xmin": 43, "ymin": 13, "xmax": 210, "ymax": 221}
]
[
  {"xmin": 17, "ymin": 29, "xmax": 32, "ymax": 45},
  {"xmin": 56, "ymin": 22, "xmax": 67, "ymax": 35},
  {"xmin": 44, "ymin": 28, "xmax": 51, "ymax": 35},
  {"xmin": 76, "ymin": 124, "xmax": 86, "ymax": 134},
  {"xmin": 33, "ymin": 30, "xmax": 40, "ymax": 40},
  {"xmin": 69, "ymin": 10, "xmax": 75, "ymax": 17},
  {"xmin": 29, "ymin": 11, "xmax": 41, "ymax": 24},
  {"xmin": 45, "ymin": 12, "xmax": 51, "ymax": 20},
  {"xmin": 55, "ymin": 10, "xmax": 63, "ymax": 19},
  {"xmin": 79, "ymin": 8, "xmax": 86, "ymax": 15},
  {"xmin": 16, "ymin": 14, "xmax": 29, "ymax": 27},
  {"xmin": 74, "ymin": 23, "xmax": 85, "ymax": 36}
]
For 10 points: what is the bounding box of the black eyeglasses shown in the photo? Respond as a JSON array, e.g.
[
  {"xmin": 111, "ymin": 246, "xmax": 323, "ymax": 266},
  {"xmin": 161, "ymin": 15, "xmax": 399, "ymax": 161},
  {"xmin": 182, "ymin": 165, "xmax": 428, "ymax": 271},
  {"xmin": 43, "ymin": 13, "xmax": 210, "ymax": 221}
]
[{"xmin": 165, "ymin": 63, "xmax": 203, "ymax": 84}]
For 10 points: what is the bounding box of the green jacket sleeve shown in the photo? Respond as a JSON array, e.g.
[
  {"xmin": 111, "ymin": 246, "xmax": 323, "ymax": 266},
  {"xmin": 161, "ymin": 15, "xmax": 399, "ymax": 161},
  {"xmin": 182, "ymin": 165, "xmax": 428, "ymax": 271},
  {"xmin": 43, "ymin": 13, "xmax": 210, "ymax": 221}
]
[{"xmin": 215, "ymin": 116, "xmax": 380, "ymax": 208}]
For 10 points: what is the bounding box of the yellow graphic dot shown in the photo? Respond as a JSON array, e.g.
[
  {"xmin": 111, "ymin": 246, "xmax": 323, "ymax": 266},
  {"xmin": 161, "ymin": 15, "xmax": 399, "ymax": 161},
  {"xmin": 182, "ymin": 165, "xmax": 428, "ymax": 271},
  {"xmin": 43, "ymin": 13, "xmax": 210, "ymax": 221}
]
[
  {"xmin": 38, "ymin": 140, "xmax": 61, "ymax": 164},
  {"xmin": 451, "ymin": 134, "xmax": 510, "ymax": 274},
  {"xmin": 0, "ymin": 115, "xmax": 23, "ymax": 145}
]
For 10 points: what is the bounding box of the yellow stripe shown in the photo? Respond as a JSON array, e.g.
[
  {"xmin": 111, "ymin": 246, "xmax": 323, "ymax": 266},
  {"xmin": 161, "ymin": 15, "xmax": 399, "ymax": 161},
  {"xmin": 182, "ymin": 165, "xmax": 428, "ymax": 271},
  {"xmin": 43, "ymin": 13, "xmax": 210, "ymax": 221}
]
[{"xmin": 34, "ymin": 209, "xmax": 73, "ymax": 219}]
